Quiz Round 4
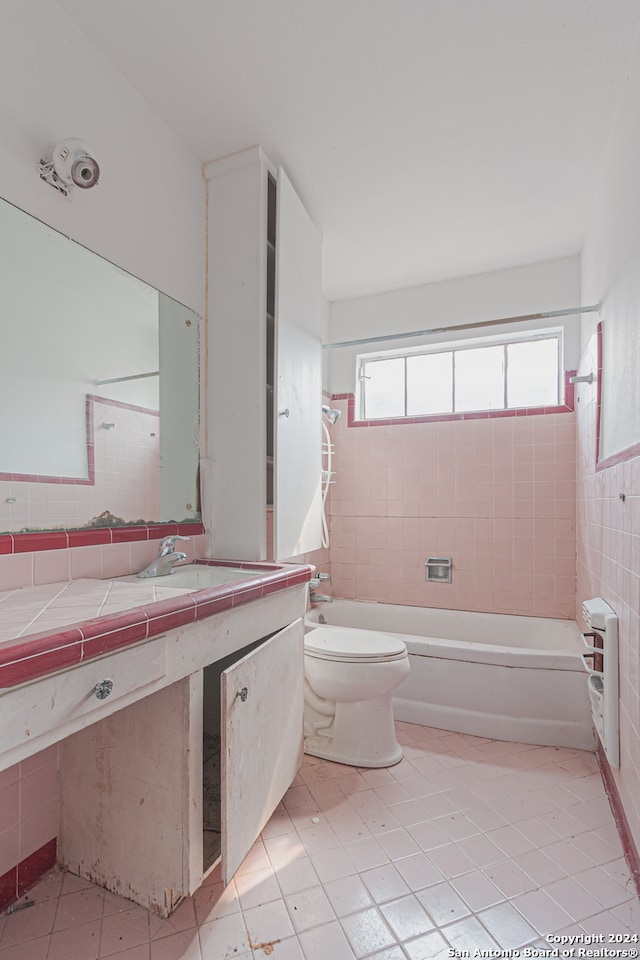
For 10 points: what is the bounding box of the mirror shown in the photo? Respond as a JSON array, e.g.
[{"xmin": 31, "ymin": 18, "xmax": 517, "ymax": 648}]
[{"xmin": 0, "ymin": 197, "xmax": 200, "ymax": 534}]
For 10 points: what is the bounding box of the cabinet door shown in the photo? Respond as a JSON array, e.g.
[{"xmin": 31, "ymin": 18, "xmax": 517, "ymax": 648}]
[
  {"xmin": 220, "ymin": 618, "xmax": 303, "ymax": 884},
  {"xmin": 274, "ymin": 168, "xmax": 324, "ymax": 559}
]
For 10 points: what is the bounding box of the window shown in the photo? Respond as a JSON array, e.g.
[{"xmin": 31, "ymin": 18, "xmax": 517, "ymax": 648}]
[{"xmin": 358, "ymin": 334, "xmax": 561, "ymax": 420}]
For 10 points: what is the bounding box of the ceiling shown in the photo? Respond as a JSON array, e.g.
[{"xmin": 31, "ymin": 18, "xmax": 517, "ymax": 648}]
[{"xmin": 57, "ymin": 0, "xmax": 640, "ymax": 301}]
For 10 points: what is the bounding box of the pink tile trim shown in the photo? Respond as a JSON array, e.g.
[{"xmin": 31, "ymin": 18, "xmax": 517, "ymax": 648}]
[
  {"xmin": 87, "ymin": 393, "xmax": 160, "ymax": 417},
  {"xmin": 79, "ymin": 611, "xmax": 149, "ymax": 659},
  {"xmin": 0, "ymin": 642, "xmax": 83, "ymax": 688},
  {"xmin": 0, "ymin": 564, "xmax": 314, "ymax": 689},
  {"xmin": 17, "ymin": 838, "xmax": 57, "ymax": 899},
  {"xmin": 340, "ymin": 371, "xmax": 576, "ymax": 428},
  {"xmin": 13, "ymin": 532, "xmax": 69, "ymax": 554},
  {"xmin": 0, "ymin": 838, "xmax": 57, "ymax": 911},
  {"xmin": 0, "ymin": 628, "xmax": 84, "ymax": 668},
  {"xmin": 1, "ymin": 522, "xmax": 204, "ymax": 556},
  {"xmin": 67, "ymin": 529, "xmax": 113, "ymax": 548},
  {"xmin": 597, "ymin": 747, "xmax": 640, "ymax": 898},
  {"xmin": 0, "ymin": 865, "xmax": 15, "ymax": 911}
]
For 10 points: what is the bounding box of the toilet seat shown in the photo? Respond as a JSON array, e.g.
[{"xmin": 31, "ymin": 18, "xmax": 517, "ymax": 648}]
[{"xmin": 304, "ymin": 626, "xmax": 407, "ymax": 663}]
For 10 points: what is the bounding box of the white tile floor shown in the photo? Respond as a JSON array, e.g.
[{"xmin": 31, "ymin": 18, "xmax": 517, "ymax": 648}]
[{"xmin": 1, "ymin": 722, "xmax": 639, "ymax": 959}]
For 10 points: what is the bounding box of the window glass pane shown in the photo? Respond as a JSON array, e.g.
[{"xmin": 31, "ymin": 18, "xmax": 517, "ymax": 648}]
[
  {"xmin": 363, "ymin": 357, "xmax": 405, "ymax": 418},
  {"xmin": 507, "ymin": 338, "xmax": 559, "ymax": 407},
  {"xmin": 455, "ymin": 345, "xmax": 504, "ymax": 411},
  {"xmin": 407, "ymin": 352, "xmax": 453, "ymax": 415}
]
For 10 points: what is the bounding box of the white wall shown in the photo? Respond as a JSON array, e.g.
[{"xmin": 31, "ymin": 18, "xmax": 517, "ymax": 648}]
[
  {"xmin": 327, "ymin": 256, "xmax": 581, "ymax": 394},
  {"xmin": 0, "ymin": 0, "xmax": 205, "ymax": 315},
  {"xmin": 581, "ymin": 24, "xmax": 640, "ymax": 462}
]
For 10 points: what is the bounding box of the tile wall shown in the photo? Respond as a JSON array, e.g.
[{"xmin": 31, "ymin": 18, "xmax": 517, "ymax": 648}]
[
  {"xmin": 0, "ymin": 398, "xmax": 160, "ymax": 533},
  {"xmin": 0, "ymin": 745, "xmax": 58, "ymax": 907},
  {"xmin": 325, "ymin": 398, "xmax": 577, "ymax": 618},
  {"xmin": 575, "ymin": 333, "xmax": 640, "ymax": 856}
]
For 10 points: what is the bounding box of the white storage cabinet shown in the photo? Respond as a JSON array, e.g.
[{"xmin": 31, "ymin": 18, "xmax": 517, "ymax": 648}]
[{"xmin": 204, "ymin": 146, "xmax": 324, "ymax": 561}]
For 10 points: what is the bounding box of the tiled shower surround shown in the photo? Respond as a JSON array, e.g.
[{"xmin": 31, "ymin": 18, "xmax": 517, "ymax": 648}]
[{"xmin": 325, "ymin": 397, "xmax": 577, "ymax": 619}]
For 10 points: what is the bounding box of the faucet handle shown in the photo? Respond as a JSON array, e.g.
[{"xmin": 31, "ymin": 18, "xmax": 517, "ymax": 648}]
[{"xmin": 158, "ymin": 535, "xmax": 190, "ymax": 556}]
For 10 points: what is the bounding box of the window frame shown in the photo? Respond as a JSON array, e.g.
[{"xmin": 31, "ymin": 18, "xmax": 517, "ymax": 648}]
[{"xmin": 355, "ymin": 328, "xmax": 564, "ymax": 422}]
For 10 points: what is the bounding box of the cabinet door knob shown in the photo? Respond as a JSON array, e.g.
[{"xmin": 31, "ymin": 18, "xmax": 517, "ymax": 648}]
[
  {"xmin": 238, "ymin": 686, "xmax": 248, "ymax": 702},
  {"xmin": 279, "ymin": 408, "xmax": 290, "ymax": 418},
  {"xmin": 94, "ymin": 679, "xmax": 114, "ymax": 700}
]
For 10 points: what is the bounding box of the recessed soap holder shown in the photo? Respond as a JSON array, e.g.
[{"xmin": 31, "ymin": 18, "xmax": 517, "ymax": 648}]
[{"xmin": 425, "ymin": 557, "xmax": 452, "ymax": 583}]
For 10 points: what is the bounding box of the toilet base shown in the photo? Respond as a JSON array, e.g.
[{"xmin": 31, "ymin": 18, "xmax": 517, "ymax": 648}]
[
  {"xmin": 303, "ymin": 693, "xmax": 403, "ymax": 768},
  {"xmin": 304, "ymin": 733, "xmax": 403, "ymax": 768}
]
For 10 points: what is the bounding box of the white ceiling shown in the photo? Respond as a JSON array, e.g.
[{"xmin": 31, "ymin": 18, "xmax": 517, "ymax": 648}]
[{"xmin": 57, "ymin": 0, "xmax": 640, "ymax": 301}]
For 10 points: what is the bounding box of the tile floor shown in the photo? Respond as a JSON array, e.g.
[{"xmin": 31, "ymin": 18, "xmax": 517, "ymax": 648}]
[{"xmin": 1, "ymin": 722, "xmax": 639, "ymax": 959}]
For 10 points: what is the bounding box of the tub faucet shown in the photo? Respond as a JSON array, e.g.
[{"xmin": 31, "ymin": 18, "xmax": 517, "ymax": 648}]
[
  {"xmin": 309, "ymin": 572, "xmax": 332, "ymax": 604},
  {"xmin": 310, "ymin": 591, "xmax": 332, "ymax": 604},
  {"xmin": 137, "ymin": 536, "xmax": 190, "ymax": 578}
]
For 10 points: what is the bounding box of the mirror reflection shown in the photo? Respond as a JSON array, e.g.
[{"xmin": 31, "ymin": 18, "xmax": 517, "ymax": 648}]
[{"xmin": 0, "ymin": 197, "xmax": 200, "ymax": 534}]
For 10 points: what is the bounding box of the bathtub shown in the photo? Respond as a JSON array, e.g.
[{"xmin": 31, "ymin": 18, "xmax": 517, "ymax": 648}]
[{"xmin": 306, "ymin": 600, "xmax": 594, "ymax": 751}]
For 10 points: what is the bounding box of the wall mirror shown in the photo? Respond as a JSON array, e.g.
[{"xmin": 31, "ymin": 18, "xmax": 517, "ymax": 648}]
[{"xmin": 0, "ymin": 197, "xmax": 200, "ymax": 535}]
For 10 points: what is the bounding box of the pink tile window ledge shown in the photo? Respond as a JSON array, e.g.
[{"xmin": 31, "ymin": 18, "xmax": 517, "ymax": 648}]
[{"xmin": 0, "ymin": 559, "xmax": 314, "ymax": 690}]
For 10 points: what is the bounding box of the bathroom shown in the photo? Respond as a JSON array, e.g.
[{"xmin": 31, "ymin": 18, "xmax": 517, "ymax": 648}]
[{"xmin": 1, "ymin": 1, "xmax": 640, "ymax": 956}]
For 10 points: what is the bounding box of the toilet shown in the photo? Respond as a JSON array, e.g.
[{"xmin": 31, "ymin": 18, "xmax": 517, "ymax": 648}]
[{"xmin": 303, "ymin": 625, "xmax": 410, "ymax": 768}]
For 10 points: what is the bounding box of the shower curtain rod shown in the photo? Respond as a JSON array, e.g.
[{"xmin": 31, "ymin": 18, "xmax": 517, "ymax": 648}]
[{"xmin": 321, "ymin": 302, "xmax": 601, "ymax": 351}]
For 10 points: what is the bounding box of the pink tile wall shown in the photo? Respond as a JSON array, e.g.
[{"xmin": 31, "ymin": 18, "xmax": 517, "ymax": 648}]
[
  {"xmin": 0, "ymin": 745, "xmax": 58, "ymax": 906},
  {"xmin": 0, "ymin": 534, "xmax": 209, "ymax": 591},
  {"xmin": 0, "ymin": 398, "xmax": 160, "ymax": 533},
  {"xmin": 326, "ymin": 398, "xmax": 576, "ymax": 618},
  {"xmin": 575, "ymin": 332, "xmax": 640, "ymax": 855}
]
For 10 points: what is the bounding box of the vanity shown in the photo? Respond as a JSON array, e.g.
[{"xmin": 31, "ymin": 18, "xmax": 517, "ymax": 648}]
[
  {"xmin": 0, "ymin": 559, "xmax": 312, "ymax": 917},
  {"xmin": 0, "ymin": 145, "xmax": 324, "ymax": 916}
]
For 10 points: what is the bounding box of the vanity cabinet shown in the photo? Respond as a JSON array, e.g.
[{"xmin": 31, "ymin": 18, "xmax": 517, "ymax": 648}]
[
  {"xmin": 58, "ymin": 618, "xmax": 303, "ymax": 916},
  {"xmin": 203, "ymin": 146, "xmax": 324, "ymax": 561},
  {"xmin": 0, "ymin": 581, "xmax": 308, "ymax": 918}
]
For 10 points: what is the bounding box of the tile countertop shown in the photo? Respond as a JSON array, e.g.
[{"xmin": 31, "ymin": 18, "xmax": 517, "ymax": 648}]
[{"xmin": 0, "ymin": 560, "xmax": 313, "ymax": 690}]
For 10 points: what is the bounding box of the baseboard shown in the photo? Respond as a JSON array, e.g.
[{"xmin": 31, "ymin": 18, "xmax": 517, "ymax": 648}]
[
  {"xmin": 597, "ymin": 747, "xmax": 640, "ymax": 899},
  {"xmin": 0, "ymin": 837, "xmax": 57, "ymax": 911}
]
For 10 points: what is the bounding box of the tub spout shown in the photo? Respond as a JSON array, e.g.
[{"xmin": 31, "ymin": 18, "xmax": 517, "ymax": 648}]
[{"xmin": 309, "ymin": 591, "xmax": 332, "ymax": 604}]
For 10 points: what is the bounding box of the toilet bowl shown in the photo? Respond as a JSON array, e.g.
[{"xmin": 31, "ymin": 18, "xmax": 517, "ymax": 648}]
[{"xmin": 303, "ymin": 625, "xmax": 410, "ymax": 768}]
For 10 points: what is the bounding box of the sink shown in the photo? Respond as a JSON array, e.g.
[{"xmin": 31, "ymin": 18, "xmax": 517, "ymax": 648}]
[{"xmin": 117, "ymin": 564, "xmax": 263, "ymax": 591}]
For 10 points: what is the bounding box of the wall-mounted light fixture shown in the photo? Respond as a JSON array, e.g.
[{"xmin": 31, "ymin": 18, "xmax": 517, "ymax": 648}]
[{"xmin": 38, "ymin": 138, "xmax": 100, "ymax": 197}]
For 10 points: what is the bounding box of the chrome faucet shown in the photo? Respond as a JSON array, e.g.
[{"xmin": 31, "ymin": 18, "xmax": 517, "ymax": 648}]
[
  {"xmin": 137, "ymin": 536, "xmax": 190, "ymax": 578},
  {"xmin": 309, "ymin": 591, "xmax": 333, "ymax": 604},
  {"xmin": 309, "ymin": 572, "xmax": 332, "ymax": 604}
]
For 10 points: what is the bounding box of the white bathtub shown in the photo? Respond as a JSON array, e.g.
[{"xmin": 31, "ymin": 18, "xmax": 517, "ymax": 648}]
[{"xmin": 306, "ymin": 600, "xmax": 595, "ymax": 751}]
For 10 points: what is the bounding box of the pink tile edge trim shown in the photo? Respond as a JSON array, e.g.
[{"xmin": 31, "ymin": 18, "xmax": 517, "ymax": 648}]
[
  {"xmin": 597, "ymin": 746, "xmax": 640, "ymax": 898},
  {"xmin": 0, "ymin": 838, "xmax": 57, "ymax": 911},
  {"xmin": 0, "ymin": 521, "xmax": 205, "ymax": 556},
  {"xmin": 0, "ymin": 564, "xmax": 314, "ymax": 686}
]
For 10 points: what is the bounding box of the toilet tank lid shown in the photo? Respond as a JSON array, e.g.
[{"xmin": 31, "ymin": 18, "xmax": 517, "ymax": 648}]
[{"xmin": 304, "ymin": 626, "xmax": 407, "ymax": 660}]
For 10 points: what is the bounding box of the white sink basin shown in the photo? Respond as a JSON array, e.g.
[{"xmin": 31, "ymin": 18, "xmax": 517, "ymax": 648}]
[{"xmin": 117, "ymin": 564, "xmax": 262, "ymax": 591}]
